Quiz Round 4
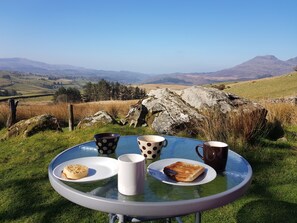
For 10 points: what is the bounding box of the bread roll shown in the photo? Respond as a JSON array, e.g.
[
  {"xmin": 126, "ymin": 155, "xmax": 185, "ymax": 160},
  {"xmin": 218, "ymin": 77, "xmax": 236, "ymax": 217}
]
[
  {"xmin": 163, "ymin": 161, "xmax": 205, "ymax": 182},
  {"xmin": 62, "ymin": 164, "xmax": 89, "ymax": 180}
]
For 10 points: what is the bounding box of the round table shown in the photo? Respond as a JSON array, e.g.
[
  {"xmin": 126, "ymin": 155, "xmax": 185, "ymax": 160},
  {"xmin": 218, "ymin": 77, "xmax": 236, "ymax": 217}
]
[{"xmin": 48, "ymin": 135, "xmax": 252, "ymax": 223}]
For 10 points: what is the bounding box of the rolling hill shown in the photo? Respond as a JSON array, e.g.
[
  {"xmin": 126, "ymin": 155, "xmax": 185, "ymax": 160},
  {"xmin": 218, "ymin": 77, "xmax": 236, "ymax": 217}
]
[
  {"xmin": 0, "ymin": 70, "xmax": 85, "ymax": 96},
  {"xmin": 223, "ymin": 71, "xmax": 297, "ymax": 100}
]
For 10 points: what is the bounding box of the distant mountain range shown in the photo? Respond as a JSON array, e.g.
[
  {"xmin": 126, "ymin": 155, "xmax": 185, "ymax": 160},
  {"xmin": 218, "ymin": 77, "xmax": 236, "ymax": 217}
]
[
  {"xmin": 0, "ymin": 58, "xmax": 152, "ymax": 84},
  {"xmin": 0, "ymin": 55, "xmax": 296, "ymax": 85},
  {"xmin": 143, "ymin": 55, "xmax": 297, "ymax": 85}
]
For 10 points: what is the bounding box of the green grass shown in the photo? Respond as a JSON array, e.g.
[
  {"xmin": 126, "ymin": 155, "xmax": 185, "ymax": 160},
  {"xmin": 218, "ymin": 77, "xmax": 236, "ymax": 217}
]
[
  {"xmin": 0, "ymin": 124, "xmax": 296, "ymax": 223},
  {"xmin": 224, "ymin": 72, "xmax": 297, "ymax": 100}
]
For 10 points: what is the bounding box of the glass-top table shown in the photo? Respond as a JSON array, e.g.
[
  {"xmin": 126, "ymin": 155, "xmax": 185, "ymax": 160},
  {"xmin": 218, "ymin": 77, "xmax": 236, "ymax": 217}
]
[{"xmin": 48, "ymin": 135, "xmax": 252, "ymax": 222}]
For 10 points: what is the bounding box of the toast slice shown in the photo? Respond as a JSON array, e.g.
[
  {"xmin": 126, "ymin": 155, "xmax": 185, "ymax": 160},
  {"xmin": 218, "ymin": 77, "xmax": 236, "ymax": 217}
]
[
  {"xmin": 163, "ymin": 161, "xmax": 205, "ymax": 182},
  {"xmin": 62, "ymin": 164, "xmax": 89, "ymax": 180}
]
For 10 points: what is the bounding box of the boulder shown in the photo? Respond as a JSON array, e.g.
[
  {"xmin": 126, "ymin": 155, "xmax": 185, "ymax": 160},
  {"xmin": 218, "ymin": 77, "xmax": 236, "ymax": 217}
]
[
  {"xmin": 124, "ymin": 86, "xmax": 267, "ymax": 138},
  {"xmin": 142, "ymin": 88, "xmax": 205, "ymax": 134},
  {"xmin": 176, "ymin": 86, "xmax": 266, "ymax": 116},
  {"xmin": 77, "ymin": 111, "xmax": 118, "ymax": 129},
  {"xmin": 3, "ymin": 114, "xmax": 62, "ymax": 139}
]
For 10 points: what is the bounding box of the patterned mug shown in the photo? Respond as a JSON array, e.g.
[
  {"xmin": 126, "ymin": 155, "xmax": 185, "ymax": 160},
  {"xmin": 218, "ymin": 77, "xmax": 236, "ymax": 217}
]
[
  {"xmin": 137, "ymin": 135, "xmax": 168, "ymax": 159},
  {"xmin": 94, "ymin": 133, "xmax": 120, "ymax": 155}
]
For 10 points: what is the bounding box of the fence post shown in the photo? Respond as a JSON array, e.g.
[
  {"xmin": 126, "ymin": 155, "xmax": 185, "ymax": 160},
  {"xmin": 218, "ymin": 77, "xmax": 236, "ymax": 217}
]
[
  {"xmin": 6, "ymin": 99, "xmax": 18, "ymax": 128},
  {"xmin": 68, "ymin": 104, "xmax": 74, "ymax": 131}
]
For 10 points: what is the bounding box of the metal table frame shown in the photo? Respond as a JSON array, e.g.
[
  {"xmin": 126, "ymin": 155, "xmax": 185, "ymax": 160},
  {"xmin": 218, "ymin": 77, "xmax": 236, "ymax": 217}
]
[{"xmin": 108, "ymin": 213, "xmax": 201, "ymax": 223}]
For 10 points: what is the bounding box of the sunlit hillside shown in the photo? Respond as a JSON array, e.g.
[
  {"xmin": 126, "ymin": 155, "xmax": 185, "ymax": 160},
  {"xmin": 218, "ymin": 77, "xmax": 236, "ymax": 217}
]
[{"xmin": 223, "ymin": 72, "xmax": 297, "ymax": 100}]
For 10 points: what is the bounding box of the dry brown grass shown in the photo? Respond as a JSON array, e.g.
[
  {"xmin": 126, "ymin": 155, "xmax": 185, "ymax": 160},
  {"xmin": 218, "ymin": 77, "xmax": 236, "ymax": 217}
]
[
  {"xmin": 73, "ymin": 100, "xmax": 138, "ymax": 120},
  {"xmin": 1, "ymin": 98, "xmax": 296, "ymax": 145},
  {"xmin": 199, "ymin": 108, "xmax": 267, "ymax": 146},
  {"xmin": 0, "ymin": 100, "xmax": 138, "ymax": 128},
  {"xmin": 261, "ymin": 101, "xmax": 297, "ymax": 126},
  {"xmin": 198, "ymin": 102, "xmax": 297, "ymax": 145},
  {"xmin": 0, "ymin": 103, "xmax": 9, "ymax": 128}
]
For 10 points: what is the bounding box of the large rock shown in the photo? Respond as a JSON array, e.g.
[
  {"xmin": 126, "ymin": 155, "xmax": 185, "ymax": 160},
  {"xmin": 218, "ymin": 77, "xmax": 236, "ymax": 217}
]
[
  {"xmin": 128, "ymin": 86, "xmax": 268, "ymax": 137},
  {"xmin": 77, "ymin": 111, "xmax": 118, "ymax": 129},
  {"xmin": 142, "ymin": 88, "xmax": 205, "ymax": 134},
  {"xmin": 3, "ymin": 114, "xmax": 62, "ymax": 139},
  {"xmin": 176, "ymin": 86, "xmax": 265, "ymax": 113}
]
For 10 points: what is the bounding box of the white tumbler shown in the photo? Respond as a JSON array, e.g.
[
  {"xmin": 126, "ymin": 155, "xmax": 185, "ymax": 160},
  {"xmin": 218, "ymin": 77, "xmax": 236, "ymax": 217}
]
[{"xmin": 117, "ymin": 154, "xmax": 145, "ymax": 196}]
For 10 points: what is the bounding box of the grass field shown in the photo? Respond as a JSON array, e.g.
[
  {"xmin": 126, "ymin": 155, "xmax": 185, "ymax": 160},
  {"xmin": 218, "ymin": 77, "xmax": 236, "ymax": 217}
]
[
  {"xmin": 0, "ymin": 124, "xmax": 296, "ymax": 223},
  {"xmin": 224, "ymin": 72, "xmax": 297, "ymax": 100},
  {"xmin": 0, "ymin": 71, "xmax": 86, "ymax": 97}
]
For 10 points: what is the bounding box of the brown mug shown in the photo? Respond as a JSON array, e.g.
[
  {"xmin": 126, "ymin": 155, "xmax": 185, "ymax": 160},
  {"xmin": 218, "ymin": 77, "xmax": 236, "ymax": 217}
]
[{"xmin": 196, "ymin": 141, "xmax": 228, "ymax": 172}]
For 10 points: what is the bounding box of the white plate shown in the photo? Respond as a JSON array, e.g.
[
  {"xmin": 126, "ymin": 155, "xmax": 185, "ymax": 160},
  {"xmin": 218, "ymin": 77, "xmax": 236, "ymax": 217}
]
[
  {"xmin": 147, "ymin": 158, "xmax": 217, "ymax": 186},
  {"xmin": 53, "ymin": 157, "xmax": 118, "ymax": 182}
]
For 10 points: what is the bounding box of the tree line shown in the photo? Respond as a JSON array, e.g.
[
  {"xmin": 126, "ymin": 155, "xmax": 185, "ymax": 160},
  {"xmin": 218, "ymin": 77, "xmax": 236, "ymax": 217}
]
[{"xmin": 53, "ymin": 79, "xmax": 146, "ymax": 103}]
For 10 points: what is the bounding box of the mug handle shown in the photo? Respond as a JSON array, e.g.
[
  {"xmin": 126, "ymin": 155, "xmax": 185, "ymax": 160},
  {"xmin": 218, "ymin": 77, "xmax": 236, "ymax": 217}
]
[
  {"xmin": 163, "ymin": 139, "xmax": 168, "ymax": 147},
  {"xmin": 195, "ymin": 145, "xmax": 204, "ymax": 160}
]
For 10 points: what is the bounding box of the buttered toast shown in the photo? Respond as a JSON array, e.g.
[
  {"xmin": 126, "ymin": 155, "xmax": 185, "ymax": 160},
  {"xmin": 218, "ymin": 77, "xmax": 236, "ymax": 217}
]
[
  {"xmin": 62, "ymin": 164, "xmax": 89, "ymax": 180},
  {"xmin": 163, "ymin": 161, "xmax": 205, "ymax": 182}
]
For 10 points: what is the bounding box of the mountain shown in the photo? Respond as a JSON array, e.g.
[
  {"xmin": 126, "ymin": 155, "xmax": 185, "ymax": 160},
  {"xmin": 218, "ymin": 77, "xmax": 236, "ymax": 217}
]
[
  {"xmin": 1, "ymin": 56, "xmax": 296, "ymax": 85},
  {"xmin": 286, "ymin": 56, "xmax": 297, "ymax": 66},
  {"xmin": 0, "ymin": 58, "xmax": 151, "ymax": 84},
  {"xmin": 0, "ymin": 58, "xmax": 84, "ymax": 71},
  {"xmin": 143, "ymin": 55, "xmax": 297, "ymax": 85},
  {"xmin": 211, "ymin": 55, "xmax": 293, "ymax": 78}
]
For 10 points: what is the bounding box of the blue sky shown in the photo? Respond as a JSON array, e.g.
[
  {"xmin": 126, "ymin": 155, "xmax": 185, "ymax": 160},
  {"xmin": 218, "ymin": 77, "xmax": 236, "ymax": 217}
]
[{"xmin": 0, "ymin": 0, "xmax": 296, "ymax": 74}]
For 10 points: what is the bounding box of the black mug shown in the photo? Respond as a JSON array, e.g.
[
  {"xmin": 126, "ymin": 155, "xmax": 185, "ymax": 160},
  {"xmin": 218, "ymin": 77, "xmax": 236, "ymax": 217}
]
[
  {"xmin": 94, "ymin": 133, "xmax": 120, "ymax": 155},
  {"xmin": 196, "ymin": 141, "xmax": 228, "ymax": 172}
]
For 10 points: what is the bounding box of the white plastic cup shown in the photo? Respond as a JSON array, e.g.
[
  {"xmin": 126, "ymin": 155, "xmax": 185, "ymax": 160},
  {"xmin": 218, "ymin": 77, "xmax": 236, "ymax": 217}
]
[{"xmin": 117, "ymin": 154, "xmax": 145, "ymax": 196}]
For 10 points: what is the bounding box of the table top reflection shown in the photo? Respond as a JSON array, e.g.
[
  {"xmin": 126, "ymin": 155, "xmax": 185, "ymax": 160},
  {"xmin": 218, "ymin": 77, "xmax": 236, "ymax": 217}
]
[{"xmin": 48, "ymin": 135, "xmax": 252, "ymax": 218}]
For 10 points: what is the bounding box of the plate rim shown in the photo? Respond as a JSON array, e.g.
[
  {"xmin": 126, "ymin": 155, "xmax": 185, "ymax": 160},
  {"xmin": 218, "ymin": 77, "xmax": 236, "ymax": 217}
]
[
  {"xmin": 147, "ymin": 158, "xmax": 217, "ymax": 186},
  {"xmin": 53, "ymin": 156, "xmax": 118, "ymax": 183}
]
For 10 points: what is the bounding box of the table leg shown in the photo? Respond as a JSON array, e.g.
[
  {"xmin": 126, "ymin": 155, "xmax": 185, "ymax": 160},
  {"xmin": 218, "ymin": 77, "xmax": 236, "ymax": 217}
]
[
  {"xmin": 166, "ymin": 218, "xmax": 172, "ymax": 223},
  {"xmin": 117, "ymin": 214, "xmax": 126, "ymax": 223},
  {"xmin": 109, "ymin": 214, "xmax": 128, "ymax": 223},
  {"xmin": 175, "ymin": 217, "xmax": 183, "ymax": 223},
  {"xmin": 195, "ymin": 212, "xmax": 201, "ymax": 223},
  {"xmin": 109, "ymin": 213, "xmax": 117, "ymax": 223},
  {"xmin": 109, "ymin": 213, "xmax": 201, "ymax": 223}
]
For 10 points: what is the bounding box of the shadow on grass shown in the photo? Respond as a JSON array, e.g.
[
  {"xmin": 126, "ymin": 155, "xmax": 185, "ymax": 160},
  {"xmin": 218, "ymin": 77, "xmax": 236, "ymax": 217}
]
[
  {"xmin": 236, "ymin": 139, "xmax": 297, "ymax": 223},
  {"xmin": 237, "ymin": 199, "xmax": 297, "ymax": 223},
  {"xmin": 257, "ymin": 138, "xmax": 293, "ymax": 149},
  {"xmin": 0, "ymin": 176, "xmax": 108, "ymax": 222}
]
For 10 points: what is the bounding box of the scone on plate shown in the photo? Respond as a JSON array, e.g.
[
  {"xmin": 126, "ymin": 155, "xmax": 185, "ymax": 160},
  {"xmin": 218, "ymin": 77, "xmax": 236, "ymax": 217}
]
[
  {"xmin": 62, "ymin": 164, "xmax": 89, "ymax": 180},
  {"xmin": 163, "ymin": 161, "xmax": 205, "ymax": 182}
]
